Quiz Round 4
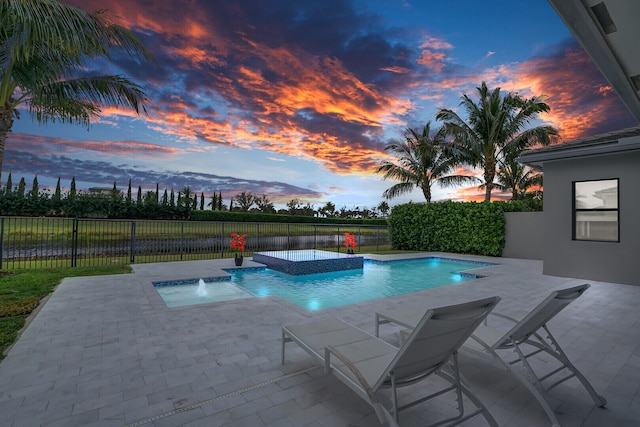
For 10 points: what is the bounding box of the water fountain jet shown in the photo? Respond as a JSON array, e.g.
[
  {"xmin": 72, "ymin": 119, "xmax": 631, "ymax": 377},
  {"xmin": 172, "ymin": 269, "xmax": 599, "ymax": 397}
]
[{"xmin": 196, "ymin": 278, "xmax": 208, "ymax": 297}]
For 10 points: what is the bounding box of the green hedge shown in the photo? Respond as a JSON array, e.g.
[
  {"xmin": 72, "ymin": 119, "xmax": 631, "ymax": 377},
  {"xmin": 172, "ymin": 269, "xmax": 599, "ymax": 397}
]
[
  {"xmin": 388, "ymin": 201, "xmax": 523, "ymax": 256},
  {"xmin": 190, "ymin": 210, "xmax": 388, "ymax": 225}
]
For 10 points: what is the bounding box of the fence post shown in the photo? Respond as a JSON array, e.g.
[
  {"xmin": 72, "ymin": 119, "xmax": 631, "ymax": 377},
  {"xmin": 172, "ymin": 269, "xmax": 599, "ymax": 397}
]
[
  {"xmin": 287, "ymin": 223, "xmax": 290, "ymax": 249},
  {"xmin": 130, "ymin": 220, "xmax": 136, "ymax": 264},
  {"xmin": 314, "ymin": 224, "xmax": 317, "ymax": 250},
  {"xmin": 72, "ymin": 218, "xmax": 78, "ymax": 267},
  {"xmin": 256, "ymin": 222, "xmax": 260, "ymax": 252},
  {"xmin": 180, "ymin": 222, "xmax": 184, "ymax": 260}
]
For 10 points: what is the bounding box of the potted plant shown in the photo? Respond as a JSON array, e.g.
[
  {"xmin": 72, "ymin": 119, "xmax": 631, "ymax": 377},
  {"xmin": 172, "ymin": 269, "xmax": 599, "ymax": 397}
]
[
  {"xmin": 230, "ymin": 233, "xmax": 247, "ymax": 266},
  {"xmin": 343, "ymin": 232, "xmax": 358, "ymax": 254}
]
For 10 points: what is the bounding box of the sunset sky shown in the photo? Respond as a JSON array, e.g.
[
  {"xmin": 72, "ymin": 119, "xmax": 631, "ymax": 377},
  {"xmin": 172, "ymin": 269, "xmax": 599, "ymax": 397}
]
[{"xmin": 6, "ymin": 0, "xmax": 638, "ymax": 210}]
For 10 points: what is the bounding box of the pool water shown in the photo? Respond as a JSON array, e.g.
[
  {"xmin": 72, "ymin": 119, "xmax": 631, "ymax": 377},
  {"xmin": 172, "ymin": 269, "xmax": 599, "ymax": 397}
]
[
  {"xmin": 229, "ymin": 257, "xmax": 492, "ymax": 310},
  {"xmin": 153, "ymin": 257, "xmax": 493, "ymax": 310},
  {"xmin": 155, "ymin": 278, "xmax": 252, "ymax": 308}
]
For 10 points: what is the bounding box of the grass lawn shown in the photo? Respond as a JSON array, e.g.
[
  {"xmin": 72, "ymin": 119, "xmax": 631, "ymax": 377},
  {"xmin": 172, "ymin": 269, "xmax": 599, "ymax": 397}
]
[{"xmin": 0, "ymin": 265, "xmax": 132, "ymax": 360}]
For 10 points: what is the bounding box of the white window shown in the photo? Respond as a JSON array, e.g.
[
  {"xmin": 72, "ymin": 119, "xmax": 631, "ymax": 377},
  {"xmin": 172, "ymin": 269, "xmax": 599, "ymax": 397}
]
[{"xmin": 573, "ymin": 179, "xmax": 619, "ymax": 242}]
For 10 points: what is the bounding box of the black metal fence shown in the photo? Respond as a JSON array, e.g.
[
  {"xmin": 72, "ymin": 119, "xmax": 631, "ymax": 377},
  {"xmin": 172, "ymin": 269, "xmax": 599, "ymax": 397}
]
[{"xmin": 0, "ymin": 217, "xmax": 390, "ymax": 269}]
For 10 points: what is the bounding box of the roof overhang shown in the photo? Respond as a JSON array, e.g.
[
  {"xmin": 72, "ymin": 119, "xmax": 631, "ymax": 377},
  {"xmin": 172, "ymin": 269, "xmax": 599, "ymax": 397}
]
[
  {"xmin": 547, "ymin": 0, "xmax": 640, "ymax": 121},
  {"xmin": 519, "ymin": 126, "xmax": 640, "ymax": 168}
]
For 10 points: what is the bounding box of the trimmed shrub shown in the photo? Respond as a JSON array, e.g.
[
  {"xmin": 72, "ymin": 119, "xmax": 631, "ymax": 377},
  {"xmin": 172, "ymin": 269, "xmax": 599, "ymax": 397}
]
[{"xmin": 388, "ymin": 201, "xmax": 522, "ymax": 256}]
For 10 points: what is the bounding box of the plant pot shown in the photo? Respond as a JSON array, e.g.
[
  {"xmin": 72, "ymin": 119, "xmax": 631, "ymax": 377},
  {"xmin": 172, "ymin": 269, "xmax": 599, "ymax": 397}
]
[{"xmin": 234, "ymin": 255, "xmax": 244, "ymax": 266}]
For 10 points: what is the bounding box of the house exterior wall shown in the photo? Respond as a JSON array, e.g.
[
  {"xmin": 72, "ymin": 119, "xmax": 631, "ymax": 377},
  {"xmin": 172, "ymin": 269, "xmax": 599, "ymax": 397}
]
[
  {"xmin": 542, "ymin": 151, "xmax": 640, "ymax": 285},
  {"xmin": 503, "ymin": 212, "xmax": 544, "ymax": 260}
]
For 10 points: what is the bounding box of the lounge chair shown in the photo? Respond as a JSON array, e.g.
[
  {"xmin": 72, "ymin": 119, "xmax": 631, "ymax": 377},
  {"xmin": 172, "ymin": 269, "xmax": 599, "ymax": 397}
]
[
  {"xmin": 375, "ymin": 284, "xmax": 606, "ymax": 427},
  {"xmin": 281, "ymin": 296, "xmax": 501, "ymax": 426}
]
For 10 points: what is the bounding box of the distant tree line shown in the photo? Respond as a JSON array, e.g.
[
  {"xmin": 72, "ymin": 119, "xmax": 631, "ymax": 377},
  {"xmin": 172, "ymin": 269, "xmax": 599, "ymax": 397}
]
[
  {"xmin": 231, "ymin": 192, "xmax": 390, "ymax": 218},
  {"xmin": 0, "ymin": 176, "xmax": 392, "ymax": 219},
  {"xmin": 0, "ymin": 175, "xmax": 224, "ymax": 219}
]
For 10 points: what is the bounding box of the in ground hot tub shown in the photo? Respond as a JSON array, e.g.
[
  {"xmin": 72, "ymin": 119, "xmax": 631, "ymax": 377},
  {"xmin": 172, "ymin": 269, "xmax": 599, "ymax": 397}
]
[{"xmin": 252, "ymin": 249, "xmax": 363, "ymax": 275}]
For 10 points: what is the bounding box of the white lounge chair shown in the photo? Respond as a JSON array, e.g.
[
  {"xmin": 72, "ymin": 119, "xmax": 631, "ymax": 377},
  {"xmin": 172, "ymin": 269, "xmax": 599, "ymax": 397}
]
[
  {"xmin": 375, "ymin": 284, "xmax": 606, "ymax": 427},
  {"xmin": 282, "ymin": 296, "xmax": 501, "ymax": 427}
]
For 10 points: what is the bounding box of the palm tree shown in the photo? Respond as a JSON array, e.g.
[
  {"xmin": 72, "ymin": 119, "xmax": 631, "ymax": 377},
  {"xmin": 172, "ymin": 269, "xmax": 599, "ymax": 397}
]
[
  {"xmin": 376, "ymin": 122, "xmax": 477, "ymax": 203},
  {"xmin": 436, "ymin": 82, "xmax": 557, "ymax": 201},
  {"xmin": 0, "ymin": 0, "xmax": 155, "ymax": 177},
  {"xmin": 491, "ymin": 157, "xmax": 543, "ymax": 200},
  {"xmin": 377, "ymin": 200, "xmax": 390, "ymax": 217}
]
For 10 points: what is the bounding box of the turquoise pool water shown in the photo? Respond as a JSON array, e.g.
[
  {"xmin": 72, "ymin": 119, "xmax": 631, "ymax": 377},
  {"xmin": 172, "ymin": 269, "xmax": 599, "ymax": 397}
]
[
  {"xmin": 229, "ymin": 257, "xmax": 492, "ymax": 310},
  {"xmin": 154, "ymin": 257, "xmax": 494, "ymax": 310}
]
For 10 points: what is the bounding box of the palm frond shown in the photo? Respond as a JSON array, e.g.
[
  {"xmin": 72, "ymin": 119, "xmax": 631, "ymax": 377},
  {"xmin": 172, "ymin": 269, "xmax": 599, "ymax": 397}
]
[
  {"xmin": 28, "ymin": 75, "xmax": 148, "ymax": 125},
  {"xmin": 2, "ymin": 0, "xmax": 154, "ymax": 64}
]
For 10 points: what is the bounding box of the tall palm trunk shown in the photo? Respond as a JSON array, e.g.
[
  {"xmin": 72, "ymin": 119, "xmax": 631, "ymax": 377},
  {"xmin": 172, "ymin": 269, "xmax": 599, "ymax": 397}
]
[
  {"xmin": 0, "ymin": 105, "xmax": 14, "ymax": 179},
  {"xmin": 421, "ymin": 184, "xmax": 432, "ymax": 203},
  {"xmin": 483, "ymin": 157, "xmax": 496, "ymax": 201}
]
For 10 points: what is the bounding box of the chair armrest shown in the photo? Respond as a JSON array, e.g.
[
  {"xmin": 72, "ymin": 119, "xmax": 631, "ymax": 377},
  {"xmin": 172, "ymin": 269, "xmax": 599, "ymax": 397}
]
[{"xmin": 325, "ymin": 345, "xmax": 378, "ymax": 403}]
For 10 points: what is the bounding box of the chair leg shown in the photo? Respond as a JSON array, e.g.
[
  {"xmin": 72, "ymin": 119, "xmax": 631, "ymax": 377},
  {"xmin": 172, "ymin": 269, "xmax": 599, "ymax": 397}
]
[
  {"xmin": 489, "ymin": 342, "xmax": 563, "ymax": 427},
  {"xmin": 390, "ymin": 374, "xmax": 399, "ymax": 423},
  {"xmin": 540, "ymin": 325, "xmax": 607, "ymax": 407},
  {"xmin": 501, "ymin": 354, "xmax": 562, "ymax": 427},
  {"xmin": 433, "ymin": 352, "xmax": 499, "ymax": 427}
]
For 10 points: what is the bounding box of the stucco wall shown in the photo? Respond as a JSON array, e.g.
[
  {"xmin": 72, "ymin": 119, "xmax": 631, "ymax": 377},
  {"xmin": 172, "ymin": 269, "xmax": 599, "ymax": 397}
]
[
  {"xmin": 503, "ymin": 212, "xmax": 544, "ymax": 260},
  {"xmin": 542, "ymin": 151, "xmax": 640, "ymax": 285}
]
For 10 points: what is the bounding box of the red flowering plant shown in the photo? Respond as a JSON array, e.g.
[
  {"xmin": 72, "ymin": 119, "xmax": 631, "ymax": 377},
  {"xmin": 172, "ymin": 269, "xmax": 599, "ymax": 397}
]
[
  {"xmin": 343, "ymin": 232, "xmax": 357, "ymax": 254},
  {"xmin": 230, "ymin": 233, "xmax": 247, "ymax": 258}
]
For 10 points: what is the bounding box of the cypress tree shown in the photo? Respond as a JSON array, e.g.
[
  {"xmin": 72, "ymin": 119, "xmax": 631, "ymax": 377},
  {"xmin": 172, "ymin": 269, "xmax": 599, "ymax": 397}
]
[
  {"xmin": 29, "ymin": 175, "xmax": 39, "ymax": 200},
  {"xmin": 52, "ymin": 176, "xmax": 62, "ymax": 210},
  {"xmin": 5, "ymin": 172, "xmax": 12, "ymax": 195},
  {"xmin": 17, "ymin": 177, "xmax": 26, "ymax": 198},
  {"xmin": 137, "ymin": 185, "xmax": 143, "ymax": 206},
  {"xmin": 218, "ymin": 192, "xmax": 223, "ymax": 210},
  {"xmin": 170, "ymin": 189, "xmax": 175, "ymax": 207},
  {"xmin": 54, "ymin": 177, "xmax": 61, "ymax": 199},
  {"xmin": 162, "ymin": 188, "xmax": 168, "ymax": 205},
  {"xmin": 126, "ymin": 178, "xmax": 132, "ymax": 205},
  {"xmin": 214, "ymin": 192, "xmax": 219, "ymax": 210},
  {"xmin": 69, "ymin": 177, "xmax": 76, "ymax": 198}
]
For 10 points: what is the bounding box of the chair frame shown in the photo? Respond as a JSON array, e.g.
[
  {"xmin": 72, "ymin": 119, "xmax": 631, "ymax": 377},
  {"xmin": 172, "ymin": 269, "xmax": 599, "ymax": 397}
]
[
  {"xmin": 375, "ymin": 284, "xmax": 606, "ymax": 427},
  {"xmin": 282, "ymin": 296, "xmax": 501, "ymax": 427}
]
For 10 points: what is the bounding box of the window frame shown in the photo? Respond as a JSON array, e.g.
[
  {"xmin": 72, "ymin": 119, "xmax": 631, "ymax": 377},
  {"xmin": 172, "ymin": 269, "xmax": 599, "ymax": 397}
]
[{"xmin": 572, "ymin": 178, "xmax": 620, "ymax": 242}]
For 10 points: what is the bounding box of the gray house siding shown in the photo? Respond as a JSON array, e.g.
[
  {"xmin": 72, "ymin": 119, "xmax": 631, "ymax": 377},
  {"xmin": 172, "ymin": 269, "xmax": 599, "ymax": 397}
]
[
  {"xmin": 503, "ymin": 212, "xmax": 544, "ymax": 260},
  {"xmin": 542, "ymin": 151, "xmax": 640, "ymax": 285}
]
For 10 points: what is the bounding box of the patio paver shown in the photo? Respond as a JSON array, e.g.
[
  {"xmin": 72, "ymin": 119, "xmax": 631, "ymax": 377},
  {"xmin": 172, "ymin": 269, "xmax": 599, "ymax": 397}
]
[{"xmin": 1, "ymin": 254, "xmax": 639, "ymax": 426}]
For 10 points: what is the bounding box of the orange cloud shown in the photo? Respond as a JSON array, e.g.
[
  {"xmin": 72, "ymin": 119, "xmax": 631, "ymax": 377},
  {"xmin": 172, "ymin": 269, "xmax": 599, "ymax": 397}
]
[
  {"xmin": 416, "ymin": 36, "xmax": 452, "ymax": 73},
  {"xmin": 488, "ymin": 46, "xmax": 635, "ymax": 141}
]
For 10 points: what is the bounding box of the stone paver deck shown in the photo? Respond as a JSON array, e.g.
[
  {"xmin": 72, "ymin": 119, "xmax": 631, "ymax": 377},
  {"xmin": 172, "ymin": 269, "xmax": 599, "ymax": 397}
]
[{"xmin": 1, "ymin": 253, "xmax": 639, "ymax": 426}]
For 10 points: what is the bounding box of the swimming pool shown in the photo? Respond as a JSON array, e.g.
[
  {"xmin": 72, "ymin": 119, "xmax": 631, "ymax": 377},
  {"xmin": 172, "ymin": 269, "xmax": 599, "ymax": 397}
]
[{"xmin": 153, "ymin": 257, "xmax": 494, "ymax": 310}]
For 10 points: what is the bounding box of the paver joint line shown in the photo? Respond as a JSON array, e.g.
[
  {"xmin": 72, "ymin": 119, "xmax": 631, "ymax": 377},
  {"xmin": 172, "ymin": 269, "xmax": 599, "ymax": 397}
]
[{"xmin": 124, "ymin": 365, "xmax": 320, "ymax": 426}]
